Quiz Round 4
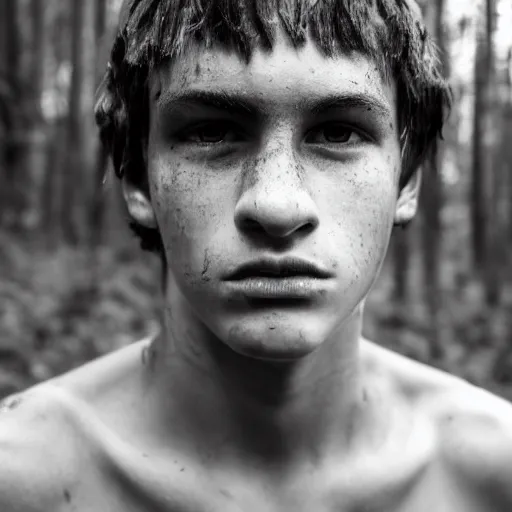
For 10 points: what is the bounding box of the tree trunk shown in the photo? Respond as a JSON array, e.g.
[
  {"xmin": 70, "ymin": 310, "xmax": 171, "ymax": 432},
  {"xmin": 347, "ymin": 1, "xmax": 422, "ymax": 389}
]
[
  {"xmin": 481, "ymin": 0, "xmax": 501, "ymax": 307},
  {"xmin": 41, "ymin": 9, "xmax": 67, "ymax": 248},
  {"xmin": 62, "ymin": 0, "xmax": 96, "ymax": 245},
  {"xmin": 495, "ymin": 47, "xmax": 512, "ymax": 383},
  {"xmin": 391, "ymin": 227, "xmax": 411, "ymax": 307},
  {"xmin": 507, "ymin": 48, "xmax": 512, "ymax": 246},
  {"xmin": 0, "ymin": 1, "xmax": 8, "ymax": 226},
  {"xmin": 0, "ymin": 0, "xmax": 22, "ymax": 229},
  {"xmin": 471, "ymin": 28, "xmax": 486, "ymax": 270},
  {"xmin": 24, "ymin": 0, "xmax": 47, "ymax": 234},
  {"xmin": 89, "ymin": 0, "xmax": 108, "ymax": 251},
  {"xmin": 419, "ymin": 0, "xmax": 448, "ymax": 362},
  {"xmin": 472, "ymin": 0, "xmax": 500, "ymax": 303}
]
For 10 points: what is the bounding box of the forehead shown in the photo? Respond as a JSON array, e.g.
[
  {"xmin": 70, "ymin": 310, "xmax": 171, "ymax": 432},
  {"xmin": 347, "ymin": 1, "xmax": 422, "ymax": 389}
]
[{"xmin": 150, "ymin": 31, "xmax": 396, "ymax": 113}]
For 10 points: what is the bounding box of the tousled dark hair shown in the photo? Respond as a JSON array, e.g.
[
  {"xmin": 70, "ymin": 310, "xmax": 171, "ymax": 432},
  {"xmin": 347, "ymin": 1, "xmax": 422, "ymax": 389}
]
[{"xmin": 95, "ymin": 0, "xmax": 452, "ymax": 257}]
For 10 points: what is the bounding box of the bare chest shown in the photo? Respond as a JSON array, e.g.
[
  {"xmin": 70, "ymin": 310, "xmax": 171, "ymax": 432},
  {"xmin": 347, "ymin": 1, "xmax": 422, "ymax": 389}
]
[{"xmin": 55, "ymin": 452, "xmax": 484, "ymax": 512}]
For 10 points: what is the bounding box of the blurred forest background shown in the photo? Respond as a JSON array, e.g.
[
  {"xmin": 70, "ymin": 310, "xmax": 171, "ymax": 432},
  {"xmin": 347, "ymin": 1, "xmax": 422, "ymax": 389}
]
[{"xmin": 1, "ymin": 0, "xmax": 512, "ymax": 401}]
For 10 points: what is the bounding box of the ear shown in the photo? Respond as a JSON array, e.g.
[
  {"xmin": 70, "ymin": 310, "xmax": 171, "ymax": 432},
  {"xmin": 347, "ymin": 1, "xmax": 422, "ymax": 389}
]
[
  {"xmin": 394, "ymin": 167, "xmax": 422, "ymax": 225},
  {"xmin": 122, "ymin": 179, "xmax": 158, "ymax": 229}
]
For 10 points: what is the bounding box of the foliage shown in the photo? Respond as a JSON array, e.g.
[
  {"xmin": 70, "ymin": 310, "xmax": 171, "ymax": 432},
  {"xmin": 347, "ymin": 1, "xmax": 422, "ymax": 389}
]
[{"xmin": 0, "ymin": 231, "xmax": 160, "ymax": 398}]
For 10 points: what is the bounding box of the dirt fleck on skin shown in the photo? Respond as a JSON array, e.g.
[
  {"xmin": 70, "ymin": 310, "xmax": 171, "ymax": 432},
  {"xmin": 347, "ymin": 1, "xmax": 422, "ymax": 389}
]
[
  {"xmin": 201, "ymin": 249, "xmax": 211, "ymax": 281},
  {"xmin": 0, "ymin": 394, "xmax": 23, "ymax": 413}
]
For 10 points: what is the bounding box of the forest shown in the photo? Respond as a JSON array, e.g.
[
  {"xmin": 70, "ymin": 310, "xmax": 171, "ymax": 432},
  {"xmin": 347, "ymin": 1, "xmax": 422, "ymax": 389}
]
[{"xmin": 0, "ymin": 0, "xmax": 512, "ymax": 402}]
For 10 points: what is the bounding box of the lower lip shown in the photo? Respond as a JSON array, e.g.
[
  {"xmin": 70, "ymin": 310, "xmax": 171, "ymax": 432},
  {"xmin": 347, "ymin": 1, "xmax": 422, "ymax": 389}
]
[{"xmin": 225, "ymin": 276, "xmax": 328, "ymax": 299}]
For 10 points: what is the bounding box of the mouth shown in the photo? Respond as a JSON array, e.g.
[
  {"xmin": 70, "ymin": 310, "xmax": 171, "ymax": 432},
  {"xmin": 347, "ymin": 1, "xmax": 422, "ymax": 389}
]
[
  {"xmin": 224, "ymin": 257, "xmax": 333, "ymax": 300},
  {"xmin": 226, "ymin": 257, "xmax": 333, "ymax": 281}
]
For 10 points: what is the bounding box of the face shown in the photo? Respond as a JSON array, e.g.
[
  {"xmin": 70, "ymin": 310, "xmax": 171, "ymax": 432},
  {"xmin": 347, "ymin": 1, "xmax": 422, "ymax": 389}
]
[{"xmin": 128, "ymin": 31, "xmax": 419, "ymax": 361}]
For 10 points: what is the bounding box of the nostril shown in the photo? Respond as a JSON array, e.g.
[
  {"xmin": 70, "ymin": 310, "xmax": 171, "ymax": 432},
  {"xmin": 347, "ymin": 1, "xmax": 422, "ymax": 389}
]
[{"xmin": 238, "ymin": 217, "xmax": 263, "ymax": 233}]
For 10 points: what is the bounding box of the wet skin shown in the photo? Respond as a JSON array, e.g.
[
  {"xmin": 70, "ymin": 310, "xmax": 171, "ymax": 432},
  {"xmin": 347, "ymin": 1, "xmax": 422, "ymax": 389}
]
[{"xmin": 1, "ymin": 29, "xmax": 512, "ymax": 512}]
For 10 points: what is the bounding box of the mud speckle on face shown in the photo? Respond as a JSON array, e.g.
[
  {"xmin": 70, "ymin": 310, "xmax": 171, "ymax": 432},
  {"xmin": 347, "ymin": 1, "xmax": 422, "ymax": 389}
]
[{"xmin": 201, "ymin": 248, "xmax": 211, "ymax": 281}]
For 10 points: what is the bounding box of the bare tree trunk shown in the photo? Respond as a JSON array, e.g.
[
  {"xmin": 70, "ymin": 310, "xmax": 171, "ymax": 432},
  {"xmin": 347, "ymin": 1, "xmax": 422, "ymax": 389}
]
[
  {"xmin": 507, "ymin": 48, "xmax": 512, "ymax": 246},
  {"xmin": 61, "ymin": 0, "xmax": 83, "ymax": 244},
  {"xmin": 472, "ymin": 0, "xmax": 500, "ymax": 305},
  {"xmin": 494, "ymin": 47, "xmax": 512, "ymax": 382},
  {"xmin": 62, "ymin": 0, "xmax": 96, "ymax": 245},
  {"xmin": 24, "ymin": 0, "xmax": 47, "ymax": 234},
  {"xmin": 0, "ymin": 1, "xmax": 8, "ymax": 226},
  {"xmin": 419, "ymin": 0, "xmax": 448, "ymax": 362},
  {"xmin": 89, "ymin": 0, "xmax": 108, "ymax": 251},
  {"xmin": 472, "ymin": 31, "xmax": 486, "ymax": 270},
  {"xmin": 1, "ymin": 0, "xmax": 22, "ymax": 229},
  {"xmin": 481, "ymin": 0, "xmax": 501, "ymax": 307},
  {"xmin": 42, "ymin": 9, "xmax": 67, "ymax": 248},
  {"xmin": 391, "ymin": 227, "xmax": 411, "ymax": 306}
]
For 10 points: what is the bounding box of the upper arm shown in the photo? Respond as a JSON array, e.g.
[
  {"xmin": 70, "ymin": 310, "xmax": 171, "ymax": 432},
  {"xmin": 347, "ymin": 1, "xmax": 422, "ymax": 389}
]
[{"xmin": 439, "ymin": 386, "xmax": 512, "ymax": 510}]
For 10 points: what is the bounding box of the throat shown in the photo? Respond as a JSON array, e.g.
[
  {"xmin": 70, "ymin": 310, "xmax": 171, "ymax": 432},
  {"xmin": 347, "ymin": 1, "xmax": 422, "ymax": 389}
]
[{"xmin": 145, "ymin": 328, "xmax": 374, "ymax": 472}]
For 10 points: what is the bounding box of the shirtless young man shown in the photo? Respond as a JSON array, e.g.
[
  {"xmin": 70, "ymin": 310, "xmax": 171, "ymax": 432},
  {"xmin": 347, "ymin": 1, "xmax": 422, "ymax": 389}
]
[{"xmin": 2, "ymin": 1, "xmax": 512, "ymax": 510}]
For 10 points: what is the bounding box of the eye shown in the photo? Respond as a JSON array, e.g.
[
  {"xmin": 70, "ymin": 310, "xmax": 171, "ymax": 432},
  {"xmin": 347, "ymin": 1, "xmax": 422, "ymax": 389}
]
[
  {"xmin": 306, "ymin": 123, "xmax": 364, "ymax": 144},
  {"xmin": 179, "ymin": 121, "xmax": 242, "ymax": 144}
]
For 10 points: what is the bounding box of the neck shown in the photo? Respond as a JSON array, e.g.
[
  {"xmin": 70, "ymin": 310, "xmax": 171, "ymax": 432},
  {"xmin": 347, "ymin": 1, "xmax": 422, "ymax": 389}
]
[{"xmin": 143, "ymin": 289, "xmax": 375, "ymax": 475}]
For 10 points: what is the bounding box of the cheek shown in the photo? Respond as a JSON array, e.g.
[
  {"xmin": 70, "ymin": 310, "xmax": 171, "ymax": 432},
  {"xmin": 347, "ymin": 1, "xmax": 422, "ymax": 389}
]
[
  {"xmin": 326, "ymin": 163, "xmax": 397, "ymax": 272},
  {"xmin": 357, "ymin": 172, "xmax": 396, "ymax": 251},
  {"xmin": 149, "ymin": 162, "xmax": 190, "ymax": 243},
  {"xmin": 148, "ymin": 157, "xmax": 225, "ymax": 271},
  {"xmin": 328, "ymin": 159, "xmax": 397, "ymax": 225}
]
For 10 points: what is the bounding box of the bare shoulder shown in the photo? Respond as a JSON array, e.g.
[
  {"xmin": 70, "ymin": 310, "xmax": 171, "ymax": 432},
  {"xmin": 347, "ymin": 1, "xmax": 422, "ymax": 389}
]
[
  {"xmin": 0, "ymin": 339, "xmax": 157, "ymax": 512},
  {"xmin": 431, "ymin": 379, "xmax": 512, "ymax": 508},
  {"xmin": 363, "ymin": 339, "xmax": 512, "ymax": 510},
  {"xmin": 0, "ymin": 385, "xmax": 88, "ymax": 511}
]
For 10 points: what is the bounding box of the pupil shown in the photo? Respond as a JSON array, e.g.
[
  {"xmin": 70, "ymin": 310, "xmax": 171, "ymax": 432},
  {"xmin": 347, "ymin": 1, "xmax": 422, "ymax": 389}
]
[
  {"xmin": 325, "ymin": 126, "xmax": 350, "ymax": 143},
  {"xmin": 201, "ymin": 125, "xmax": 226, "ymax": 142}
]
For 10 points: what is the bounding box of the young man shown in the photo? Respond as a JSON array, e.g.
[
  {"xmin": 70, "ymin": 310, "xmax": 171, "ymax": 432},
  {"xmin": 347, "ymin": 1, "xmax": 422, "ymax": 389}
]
[{"xmin": 2, "ymin": 0, "xmax": 512, "ymax": 510}]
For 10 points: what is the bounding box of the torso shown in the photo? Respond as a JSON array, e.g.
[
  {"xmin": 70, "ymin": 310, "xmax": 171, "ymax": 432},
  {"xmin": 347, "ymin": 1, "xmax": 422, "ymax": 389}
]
[{"xmin": 0, "ymin": 337, "xmax": 509, "ymax": 512}]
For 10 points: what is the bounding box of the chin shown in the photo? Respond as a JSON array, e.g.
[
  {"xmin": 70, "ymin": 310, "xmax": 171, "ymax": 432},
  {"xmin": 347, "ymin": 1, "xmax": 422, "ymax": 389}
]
[{"xmin": 224, "ymin": 319, "xmax": 327, "ymax": 362}]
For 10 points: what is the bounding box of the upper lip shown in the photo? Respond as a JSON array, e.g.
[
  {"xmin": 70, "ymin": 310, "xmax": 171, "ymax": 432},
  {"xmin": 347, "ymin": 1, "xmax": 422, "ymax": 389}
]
[{"xmin": 226, "ymin": 257, "xmax": 333, "ymax": 280}]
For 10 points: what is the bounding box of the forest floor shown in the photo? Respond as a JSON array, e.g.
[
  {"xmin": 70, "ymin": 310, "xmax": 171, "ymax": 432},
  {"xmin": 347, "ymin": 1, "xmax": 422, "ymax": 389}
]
[{"xmin": 1, "ymin": 224, "xmax": 512, "ymax": 402}]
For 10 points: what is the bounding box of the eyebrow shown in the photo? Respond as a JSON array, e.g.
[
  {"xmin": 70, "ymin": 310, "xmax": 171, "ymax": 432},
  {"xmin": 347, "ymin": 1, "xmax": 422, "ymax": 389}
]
[
  {"xmin": 157, "ymin": 89, "xmax": 392, "ymax": 120},
  {"xmin": 158, "ymin": 90, "xmax": 259, "ymax": 118},
  {"xmin": 309, "ymin": 93, "xmax": 392, "ymax": 118}
]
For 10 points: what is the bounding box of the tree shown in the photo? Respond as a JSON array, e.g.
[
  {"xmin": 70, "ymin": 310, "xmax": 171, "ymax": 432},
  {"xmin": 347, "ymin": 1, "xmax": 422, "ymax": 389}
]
[
  {"xmin": 89, "ymin": 0, "xmax": 109, "ymax": 251},
  {"xmin": 471, "ymin": 0, "xmax": 501, "ymax": 307},
  {"xmin": 24, "ymin": 0, "xmax": 47, "ymax": 233},
  {"xmin": 0, "ymin": 0, "xmax": 22, "ymax": 229},
  {"xmin": 419, "ymin": 0, "xmax": 449, "ymax": 361},
  {"xmin": 507, "ymin": 48, "xmax": 512, "ymax": 245},
  {"xmin": 62, "ymin": 0, "xmax": 97, "ymax": 245},
  {"xmin": 391, "ymin": 226, "xmax": 412, "ymax": 309}
]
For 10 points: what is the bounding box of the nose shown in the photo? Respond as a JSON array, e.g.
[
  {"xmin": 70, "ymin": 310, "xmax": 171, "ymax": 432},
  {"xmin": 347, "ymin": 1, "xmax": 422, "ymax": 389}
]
[{"xmin": 234, "ymin": 146, "xmax": 319, "ymax": 240}]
